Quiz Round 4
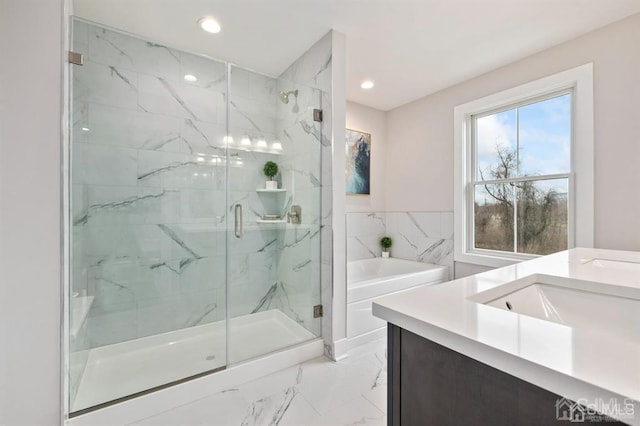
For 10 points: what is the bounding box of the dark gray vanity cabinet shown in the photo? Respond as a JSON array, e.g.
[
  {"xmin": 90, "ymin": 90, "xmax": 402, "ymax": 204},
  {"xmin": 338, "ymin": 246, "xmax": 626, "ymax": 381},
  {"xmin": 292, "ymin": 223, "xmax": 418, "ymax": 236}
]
[{"xmin": 387, "ymin": 325, "xmax": 626, "ymax": 426}]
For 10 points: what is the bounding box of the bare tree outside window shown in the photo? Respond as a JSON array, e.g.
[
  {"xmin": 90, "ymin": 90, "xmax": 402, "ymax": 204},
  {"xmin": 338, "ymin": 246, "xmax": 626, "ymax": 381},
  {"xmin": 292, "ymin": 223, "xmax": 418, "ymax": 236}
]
[{"xmin": 473, "ymin": 93, "xmax": 570, "ymax": 256}]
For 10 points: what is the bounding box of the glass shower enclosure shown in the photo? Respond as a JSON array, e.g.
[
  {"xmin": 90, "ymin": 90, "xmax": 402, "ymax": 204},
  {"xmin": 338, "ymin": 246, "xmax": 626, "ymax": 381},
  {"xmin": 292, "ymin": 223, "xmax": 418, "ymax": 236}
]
[{"xmin": 68, "ymin": 18, "xmax": 323, "ymax": 413}]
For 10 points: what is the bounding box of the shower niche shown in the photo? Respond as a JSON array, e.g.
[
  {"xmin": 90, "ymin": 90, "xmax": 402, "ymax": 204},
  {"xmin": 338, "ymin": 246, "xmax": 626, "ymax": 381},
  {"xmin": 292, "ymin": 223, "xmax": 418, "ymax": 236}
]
[{"xmin": 67, "ymin": 17, "xmax": 327, "ymax": 414}]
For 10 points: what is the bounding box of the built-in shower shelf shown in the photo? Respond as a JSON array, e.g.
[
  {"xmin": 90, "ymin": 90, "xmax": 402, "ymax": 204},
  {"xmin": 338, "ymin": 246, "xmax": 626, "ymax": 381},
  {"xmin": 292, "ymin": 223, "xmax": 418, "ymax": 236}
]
[
  {"xmin": 256, "ymin": 188, "xmax": 287, "ymax": 193},
  {"xmin": 256, "ymin": 219, "xmax": 288, "ymax": 224}
]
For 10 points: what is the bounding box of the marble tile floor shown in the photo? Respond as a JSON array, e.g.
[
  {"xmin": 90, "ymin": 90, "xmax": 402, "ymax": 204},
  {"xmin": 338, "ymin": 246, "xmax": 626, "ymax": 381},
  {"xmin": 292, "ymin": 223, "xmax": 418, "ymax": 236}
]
[{"xmin": 129, "ymin": 338, "xmax": 388, "ymax": 426}]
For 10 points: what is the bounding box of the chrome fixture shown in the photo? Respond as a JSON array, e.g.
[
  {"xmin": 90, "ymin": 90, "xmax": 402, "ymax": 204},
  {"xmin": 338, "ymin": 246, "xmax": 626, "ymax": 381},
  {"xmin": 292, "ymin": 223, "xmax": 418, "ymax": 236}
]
[
  {"xmin": 279, "ymin": 89, "xmax": 298, "ymax": 104},
  {"xmin": 234, "ymin": 203, "xmax": 243, "ymax": 238},
  {"xmin": 288, "ymin": 205, "xmax": 302, "ymax": 224},
  {"xmin": 279, "ymin": 89, "xmax": 299, "ymax": 113}
]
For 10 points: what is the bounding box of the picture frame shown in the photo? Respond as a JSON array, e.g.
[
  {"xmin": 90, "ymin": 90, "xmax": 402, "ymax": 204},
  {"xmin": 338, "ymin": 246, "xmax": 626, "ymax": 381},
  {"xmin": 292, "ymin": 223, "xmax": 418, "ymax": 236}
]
[{"xmin": 345, "ymin": 128, "xmax": 371, "ymax": 195}]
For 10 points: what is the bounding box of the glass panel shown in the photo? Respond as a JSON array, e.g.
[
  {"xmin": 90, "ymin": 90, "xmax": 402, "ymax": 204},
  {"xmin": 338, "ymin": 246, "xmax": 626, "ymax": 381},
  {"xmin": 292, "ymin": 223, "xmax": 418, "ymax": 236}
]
[
  {"xmin": 518, "ymin": 94, "xmax": 571, "ymax": 176},
  {"xmin": 68, "ymin": 18, "xmax": 227, "ymax": 413},
  {"xmin": 475, "ymin": 109, "xmax": 517, "ymax": 181},
  {"xmin": 227, "ymin": 65, "xmax": 322, "ymax": 364},
  {"xmin": 517, "ymin": 178, "xmax": 568, "ymax": 255},
  {"xmin": 474, "ymin": 183, "xmax": 515, "ymax": 252}
]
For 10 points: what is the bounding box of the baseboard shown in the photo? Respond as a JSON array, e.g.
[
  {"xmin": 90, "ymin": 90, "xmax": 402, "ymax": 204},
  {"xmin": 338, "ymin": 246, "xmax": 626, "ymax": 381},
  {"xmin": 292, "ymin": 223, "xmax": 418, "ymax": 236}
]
[
  {"xmin": 332, "ymin": 338, "xmax": 350, "ymax": 361},
  {"xmin": 346, "ymin": 327, "xmax": 386, "ymax": 350}
]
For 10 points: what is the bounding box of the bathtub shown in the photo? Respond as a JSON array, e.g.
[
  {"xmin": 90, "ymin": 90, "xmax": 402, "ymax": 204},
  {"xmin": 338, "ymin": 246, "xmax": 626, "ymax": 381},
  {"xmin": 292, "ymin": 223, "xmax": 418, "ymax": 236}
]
[{"xmin": 346, "ymin": 258, "xmax": 449, "ymax": 347}]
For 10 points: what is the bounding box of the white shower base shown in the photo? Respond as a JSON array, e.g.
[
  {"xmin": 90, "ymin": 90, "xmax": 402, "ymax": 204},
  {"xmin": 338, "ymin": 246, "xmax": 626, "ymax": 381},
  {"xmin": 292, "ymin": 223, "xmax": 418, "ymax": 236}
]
[{"xmin": 72, "ymin": 309, "xmax": 315, "ymax": 413}]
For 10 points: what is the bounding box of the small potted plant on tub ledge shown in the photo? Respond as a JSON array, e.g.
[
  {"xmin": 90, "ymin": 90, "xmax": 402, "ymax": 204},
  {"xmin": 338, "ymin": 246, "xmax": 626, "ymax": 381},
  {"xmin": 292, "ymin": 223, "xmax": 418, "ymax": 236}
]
[
  {"xmin": 380, "ymin": 236, "xmax": 392, "ymax": 258},
  {"xmin": 263, "ymin": 161, "xmax": 279, "ymax": 190}
]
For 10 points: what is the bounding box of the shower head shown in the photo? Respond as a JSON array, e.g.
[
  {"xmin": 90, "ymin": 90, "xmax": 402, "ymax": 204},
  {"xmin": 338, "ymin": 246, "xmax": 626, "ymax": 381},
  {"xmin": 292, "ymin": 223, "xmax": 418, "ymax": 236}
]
[{"xmin": 279, "ymin": 89, "xmax": 298, "ymax": 104}]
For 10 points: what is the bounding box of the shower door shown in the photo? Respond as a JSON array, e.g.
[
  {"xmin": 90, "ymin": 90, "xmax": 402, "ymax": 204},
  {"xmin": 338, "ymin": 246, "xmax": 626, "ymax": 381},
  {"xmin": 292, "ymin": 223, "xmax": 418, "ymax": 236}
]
[
  {"xmin": 226, "ymin": 65, "xmax": 323, "ymax": 364},
  {"xmin": 67, "ymin": 19, "xmax": 324, "ymax": 416},
  {"xmin": 68, "ymin": 19, "xmax": 229, "ymax": 413}
]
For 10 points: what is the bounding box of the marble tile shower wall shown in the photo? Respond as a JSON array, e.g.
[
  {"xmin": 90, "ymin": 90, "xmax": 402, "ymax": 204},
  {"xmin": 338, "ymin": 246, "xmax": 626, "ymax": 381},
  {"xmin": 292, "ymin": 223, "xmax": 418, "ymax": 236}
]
[
  {"xmin": 71, "ymin": 20, "xmax": 323, "ymax": 349},
  {"xmin": 72, "ymin": 20, "xmax": 231, "ymax": 348},
  {"xmin": 278, "ymin": 33, "xmax": 334, "ymax": 355},
  {"xmin": 346, "ymin": 212, "xmax": 454, "ymax": 276}
]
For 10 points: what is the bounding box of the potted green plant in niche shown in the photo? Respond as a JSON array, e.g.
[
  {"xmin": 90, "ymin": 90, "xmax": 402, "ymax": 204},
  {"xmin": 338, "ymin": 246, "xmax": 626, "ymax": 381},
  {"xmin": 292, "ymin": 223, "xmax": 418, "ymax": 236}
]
[
  {"xmin": 263, "ymin": 161, "xmax": 279, "ymax": 190},
  {"xmin": 380, "ymin": 236, "xmax": 392, "ymax": 258}
]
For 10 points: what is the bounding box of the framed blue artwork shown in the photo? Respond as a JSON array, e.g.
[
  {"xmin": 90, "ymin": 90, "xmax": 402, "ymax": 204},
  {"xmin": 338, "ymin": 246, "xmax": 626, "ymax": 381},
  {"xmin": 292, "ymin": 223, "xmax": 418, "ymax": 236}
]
[{"xmin": 345, "ymin": 129, "xmax": 371, "ymax": 195}]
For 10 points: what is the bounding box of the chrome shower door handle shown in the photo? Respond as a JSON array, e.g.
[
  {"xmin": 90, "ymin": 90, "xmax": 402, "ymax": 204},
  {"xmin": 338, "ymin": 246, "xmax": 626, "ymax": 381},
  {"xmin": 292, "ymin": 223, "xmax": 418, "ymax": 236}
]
[{"xmin": 234, "ymin": 203, "xmax": 243, "ymax": 238}]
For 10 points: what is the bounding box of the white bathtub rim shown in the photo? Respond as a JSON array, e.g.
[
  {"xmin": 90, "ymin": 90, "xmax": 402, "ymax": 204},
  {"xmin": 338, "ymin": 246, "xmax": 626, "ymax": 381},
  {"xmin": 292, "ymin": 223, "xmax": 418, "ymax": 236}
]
[
  {"xmin": 347, "ymin": 257, "xmax": 445, "ymax": 284},
  {"xmin": 347, "ymin": 262, "xmax": 448, "ymax": 303}
]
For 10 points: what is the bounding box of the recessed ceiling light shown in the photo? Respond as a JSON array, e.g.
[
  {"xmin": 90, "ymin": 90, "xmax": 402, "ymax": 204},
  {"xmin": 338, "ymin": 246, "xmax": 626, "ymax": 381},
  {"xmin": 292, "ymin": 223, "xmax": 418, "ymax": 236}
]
[
  {"xmin": 184, "ymin": 74, "xmax": 198, "ymax": 83},
  {"xmin": 360, "ymin": 80, "xmax": 375, "ymax": 90},
  {"xmin": 198, "ymin": 17, "xmax": 221, "ymax": 34}
]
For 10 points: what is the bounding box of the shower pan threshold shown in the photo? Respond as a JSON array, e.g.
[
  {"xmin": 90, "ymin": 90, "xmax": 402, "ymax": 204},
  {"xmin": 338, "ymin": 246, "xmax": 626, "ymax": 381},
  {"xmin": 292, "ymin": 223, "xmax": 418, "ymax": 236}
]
[{"xmin": 72, "ymin": 309, "xmax": 315, "ymax": 413}]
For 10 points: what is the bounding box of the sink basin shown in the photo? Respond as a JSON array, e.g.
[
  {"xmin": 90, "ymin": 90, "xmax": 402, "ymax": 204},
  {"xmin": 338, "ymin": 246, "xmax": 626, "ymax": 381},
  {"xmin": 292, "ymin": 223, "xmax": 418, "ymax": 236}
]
[{"xmin": 469, "ymin": 274, "xmax": 640, "ymax": 339}]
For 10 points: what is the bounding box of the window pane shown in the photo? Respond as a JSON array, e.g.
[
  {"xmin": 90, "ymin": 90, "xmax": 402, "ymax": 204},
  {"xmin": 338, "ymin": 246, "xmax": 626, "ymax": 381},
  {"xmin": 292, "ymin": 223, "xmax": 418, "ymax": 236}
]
[
  {"xmin": 517, "ymin": 178, "xmax": 568, "ymax": 255},
  {"xmin": 474, "ymin": 183, "xmax": 514, "ymax": 252},
  {"xmin": 518, "ymin": 94, "xmax": 571, "ymax": 176},
  {"xmin": 476, "ymin": 109, "xmax": 517, "ymax": 181}
]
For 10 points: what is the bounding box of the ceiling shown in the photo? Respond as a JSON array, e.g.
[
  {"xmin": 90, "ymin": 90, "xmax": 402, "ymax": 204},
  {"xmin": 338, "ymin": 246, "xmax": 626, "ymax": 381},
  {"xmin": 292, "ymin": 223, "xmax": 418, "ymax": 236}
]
[{"xmin": 74, "ymin": 0, "xmax": 640, "ymax": 111}]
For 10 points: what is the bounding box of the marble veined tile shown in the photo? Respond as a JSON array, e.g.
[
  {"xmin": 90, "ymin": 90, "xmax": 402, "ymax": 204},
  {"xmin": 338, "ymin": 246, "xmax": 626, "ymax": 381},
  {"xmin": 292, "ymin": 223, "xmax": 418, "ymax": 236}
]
[
  {"xmin": 346, "ymin": 212, "xmax": 386, "ymax": 238},
  {"xmin": 387, "ymin": 211, "xmax": 440, "ymax": 239},
  {"xmin": 73, "ymin": 60, "xmax": 138, "ymax": 110},
  {"xmin": 88, "ymin": 25, "xmax": 181, "ymax": 81},
  {"xmin": 280, "ymin": 32, "xmax": 332, "ymax": 92},
  {"xmin": 137, "ymin": 150, "xmax": 223, "ymax": 190},
  {"xmin": 296, "ymin": 353, "xmax": 382, "ymax": 415},
  {"xmin": 73, "ymin": 185, "xmax": 179, "ymax": 227},
  {"xmin": 229, "ymin": 96, "xmax": 277, "ymax": 135},
  {"xmin": 129, "ymin": 386, "xmax": 250, "ymax": 426},
  {"xmin": 180, "ymin": 119, "xmax": 227, "ymax": 156},
  {"xmin": 309, "ymin": 396, "xmax": 385, "ymax": 426},
  {"xmin": 86, "ymin": 104, "xmax": 183, "ymax": 153},
  {"xmin": 180, "ymin": 51, "xmax": 226, "ymax": 92},
  {"xmin": 72, "ymin": 143, "xmax": 138, "ymax": 186},
  {"xmin": 347, "ymin": 236, "xmax": 379, "ymax": 261},
  {"xmin": 138, "ymin": 73, "xmax": 222, "ymax": 124},
  {"xmin": 178, "ymin": 189, "xmax": 226, "ymax": 222},
  {"xmin": 129, "ymin": 339, "xmax": 388, "ymax": 426},
  {"xmin": 248, "ymin": 71, "xmax": 277, "ymax": 106},
  {"xmin": 230, "ymin": 66, "xmax": 251, "ymax": 99}
]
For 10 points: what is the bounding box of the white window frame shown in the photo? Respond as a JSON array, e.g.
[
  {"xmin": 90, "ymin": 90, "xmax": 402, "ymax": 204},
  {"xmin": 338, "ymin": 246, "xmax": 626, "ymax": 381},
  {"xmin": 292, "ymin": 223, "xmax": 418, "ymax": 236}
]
[{"xmin": 454, "ymin": 63, "xmax": 594, "ymax": 268}]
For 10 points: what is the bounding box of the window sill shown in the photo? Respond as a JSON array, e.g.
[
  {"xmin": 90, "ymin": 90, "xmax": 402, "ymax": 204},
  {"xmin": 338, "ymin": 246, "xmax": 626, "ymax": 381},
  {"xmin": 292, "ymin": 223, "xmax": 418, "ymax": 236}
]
[{"xmin": 455, "ymin": 250, "xmax": 537, "ymax": 268}]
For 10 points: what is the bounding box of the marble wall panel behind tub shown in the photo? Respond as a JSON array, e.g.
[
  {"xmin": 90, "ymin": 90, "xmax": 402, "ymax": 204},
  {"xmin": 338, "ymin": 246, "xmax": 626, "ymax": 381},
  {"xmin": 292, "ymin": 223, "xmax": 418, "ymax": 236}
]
[
  {"xmin": 346, "ymin": 211, "xmax": 454, "ymax": 277},
  {"xmin": 385, "ymin": 212, "xmax": 454, "ymax": 272},
  {"xmin": 346, "ymin": 212, "xmax": 387, "ymax": 261}
]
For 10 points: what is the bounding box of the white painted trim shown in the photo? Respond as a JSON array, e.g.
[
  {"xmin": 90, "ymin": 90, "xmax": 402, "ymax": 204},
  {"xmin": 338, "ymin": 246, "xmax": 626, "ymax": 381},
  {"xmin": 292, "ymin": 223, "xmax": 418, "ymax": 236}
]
[
  {"xmin": 66, "ymin": 339, "xmax": 324, "ymax": 426},
  {"xmin": 454, "ymin": 63, "xmax": 594, "ymax": 268},
  {"xmin": 331, "ymin": 30, "xmax": 348, "ymax": 349},
  {"xmin": 332, "ymin": 338, "xmax": 350, "ymax": 361},
  {"xmin": 346, "ymin": 328, "xmax": 387, "ymax": 350}
]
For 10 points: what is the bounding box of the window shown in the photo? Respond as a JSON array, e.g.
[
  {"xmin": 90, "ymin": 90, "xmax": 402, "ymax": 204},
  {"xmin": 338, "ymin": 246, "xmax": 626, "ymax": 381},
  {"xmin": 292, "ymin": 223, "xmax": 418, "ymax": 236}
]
[{"xmin": 454, "ymin": 64, "xmax": 593, "ymax": 268}]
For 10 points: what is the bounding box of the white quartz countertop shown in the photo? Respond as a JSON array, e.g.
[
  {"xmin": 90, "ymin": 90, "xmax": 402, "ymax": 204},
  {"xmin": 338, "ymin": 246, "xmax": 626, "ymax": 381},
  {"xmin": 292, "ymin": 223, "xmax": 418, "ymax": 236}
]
[{"xmin": 372, "ymin": 248, "xmax": 640, "ymax": 425}]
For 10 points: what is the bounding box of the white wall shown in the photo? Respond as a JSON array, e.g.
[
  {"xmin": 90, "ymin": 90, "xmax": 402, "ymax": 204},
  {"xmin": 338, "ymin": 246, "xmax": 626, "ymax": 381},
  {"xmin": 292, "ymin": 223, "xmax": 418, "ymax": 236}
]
[
  {"xmin": 385, "ymin": 13, "xmax": 640, "ymax": 253},
  {"xmin": 330, "ymin": 31, "xmax": 348, "ymax": 359},
  {"xmin": 0, "ymin": 0, "xmax": 64, "ymax": 424},
  {"xmin": 345, "ymin": 102, "xmax": 387, "ymax": 212}
]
